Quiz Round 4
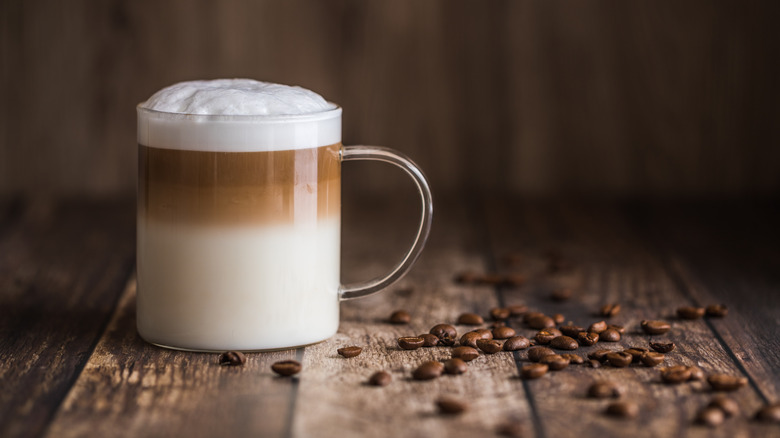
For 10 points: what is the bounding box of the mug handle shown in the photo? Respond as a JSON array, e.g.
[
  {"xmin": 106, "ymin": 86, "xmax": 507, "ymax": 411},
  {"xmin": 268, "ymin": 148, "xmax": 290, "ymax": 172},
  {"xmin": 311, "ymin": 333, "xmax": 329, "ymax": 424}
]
[{"xmin": 339, "ymin": 145, "xmax": 433, "ymax": 300}]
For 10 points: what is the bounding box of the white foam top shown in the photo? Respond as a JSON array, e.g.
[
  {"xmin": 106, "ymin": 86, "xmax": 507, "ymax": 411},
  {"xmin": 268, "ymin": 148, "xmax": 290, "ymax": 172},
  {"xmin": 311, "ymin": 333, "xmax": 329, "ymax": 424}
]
[{"xmin": 137, "ymin": 79, "xmax": 341, "ymax": 152}]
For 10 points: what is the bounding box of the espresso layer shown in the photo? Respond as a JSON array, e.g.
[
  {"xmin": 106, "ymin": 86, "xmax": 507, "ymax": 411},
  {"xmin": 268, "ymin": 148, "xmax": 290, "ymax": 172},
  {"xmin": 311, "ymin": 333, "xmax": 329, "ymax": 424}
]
[{"xmin": 139, "ymin": 144, "xmax": 341, "ymax": 225}]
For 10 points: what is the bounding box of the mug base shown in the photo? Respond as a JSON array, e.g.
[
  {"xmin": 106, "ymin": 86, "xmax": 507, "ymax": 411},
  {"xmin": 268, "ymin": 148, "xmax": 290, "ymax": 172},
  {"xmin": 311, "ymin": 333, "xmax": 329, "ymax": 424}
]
[{"xmin": 144, "ymin": 338, "xmax": 329, "ymax": 353}]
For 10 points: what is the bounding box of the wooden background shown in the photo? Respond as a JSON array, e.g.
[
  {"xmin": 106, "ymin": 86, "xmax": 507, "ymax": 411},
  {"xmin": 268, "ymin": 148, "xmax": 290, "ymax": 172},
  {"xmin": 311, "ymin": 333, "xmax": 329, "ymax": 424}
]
[{"xmin": 1, "ymin": 1, "xmax": 779, "ymax": 198}]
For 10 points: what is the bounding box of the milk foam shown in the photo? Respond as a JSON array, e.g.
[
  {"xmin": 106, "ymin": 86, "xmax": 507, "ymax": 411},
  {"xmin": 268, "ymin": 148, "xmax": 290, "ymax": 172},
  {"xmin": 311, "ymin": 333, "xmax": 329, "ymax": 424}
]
[{"xmin": 138, "ymin": 79, "xmax": 341, "ymax": 152}]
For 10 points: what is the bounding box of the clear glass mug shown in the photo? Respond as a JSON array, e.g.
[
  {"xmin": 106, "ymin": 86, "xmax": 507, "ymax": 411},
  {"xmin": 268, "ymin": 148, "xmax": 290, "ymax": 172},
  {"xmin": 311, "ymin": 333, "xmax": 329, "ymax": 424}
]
[{"xmin": 136, "ymin": 105, "xmax": 432, "ymax": 351}]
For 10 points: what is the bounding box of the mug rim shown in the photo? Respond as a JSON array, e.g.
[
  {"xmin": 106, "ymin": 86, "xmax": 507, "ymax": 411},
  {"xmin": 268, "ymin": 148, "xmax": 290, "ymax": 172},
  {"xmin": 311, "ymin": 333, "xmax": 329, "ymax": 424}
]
[{"xmin": 136, "ymin": 103, "xmax": 342, "ymax": 123}]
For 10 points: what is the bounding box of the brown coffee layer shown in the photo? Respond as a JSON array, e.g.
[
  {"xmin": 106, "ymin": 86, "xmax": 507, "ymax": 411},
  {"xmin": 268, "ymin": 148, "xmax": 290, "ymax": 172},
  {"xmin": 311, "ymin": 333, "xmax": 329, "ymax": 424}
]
[{"xmin": 139, "ymin": 144, "xmax": 341, "ymax": 225}]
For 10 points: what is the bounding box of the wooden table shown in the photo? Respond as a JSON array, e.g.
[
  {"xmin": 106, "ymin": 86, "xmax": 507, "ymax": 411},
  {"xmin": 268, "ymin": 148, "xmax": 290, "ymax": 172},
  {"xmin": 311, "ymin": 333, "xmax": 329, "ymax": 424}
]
[{"xmin": 1, "ymin": 194, "xmax": 779, "ymax": 437}]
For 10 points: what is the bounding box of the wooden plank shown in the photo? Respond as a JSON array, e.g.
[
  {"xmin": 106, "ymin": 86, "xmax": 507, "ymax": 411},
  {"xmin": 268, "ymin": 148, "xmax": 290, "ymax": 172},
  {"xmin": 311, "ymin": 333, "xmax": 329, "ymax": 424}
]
[{"xmin": 0, "ymin": 198, "xmax": 135, "ymax": 438}]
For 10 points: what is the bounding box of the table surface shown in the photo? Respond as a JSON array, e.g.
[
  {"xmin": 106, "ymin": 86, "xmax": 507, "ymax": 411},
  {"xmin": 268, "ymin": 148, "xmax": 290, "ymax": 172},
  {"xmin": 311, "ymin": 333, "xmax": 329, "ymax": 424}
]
[{"xmin": 1, "ymin": 194, "xmax": 779, "ymax": 438}]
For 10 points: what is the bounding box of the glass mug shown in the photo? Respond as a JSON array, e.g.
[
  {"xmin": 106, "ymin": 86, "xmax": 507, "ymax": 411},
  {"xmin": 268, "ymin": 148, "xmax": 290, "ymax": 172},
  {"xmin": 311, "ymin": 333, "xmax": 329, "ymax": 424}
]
[{"xmin": 136, "ymin": 105, "xmax": 432, "ymax": 351}]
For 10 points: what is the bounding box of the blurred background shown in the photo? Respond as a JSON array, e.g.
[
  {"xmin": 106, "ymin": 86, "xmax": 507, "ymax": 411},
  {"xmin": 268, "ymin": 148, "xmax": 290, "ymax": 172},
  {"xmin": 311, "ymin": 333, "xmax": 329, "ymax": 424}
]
[{"xmin": 1, "ymin": 0, "xmax": 779, "ymax": 199}]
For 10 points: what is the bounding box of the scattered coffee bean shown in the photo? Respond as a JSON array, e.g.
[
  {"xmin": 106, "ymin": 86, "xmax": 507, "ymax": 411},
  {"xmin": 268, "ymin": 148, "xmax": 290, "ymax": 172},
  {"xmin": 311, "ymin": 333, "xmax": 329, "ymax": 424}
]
[
  {"xmin": 600, "ymin": 328, "xmax": 621, "ymax": 342},
  {"xmin": 398, "ymin": 336, "xmax": 425, "ymax": 350},
  {"xmin": 640, "ymin": 352, "xmax": 665, "ymax": 367},
  {"xmin": 588, "ymin": 349, "xmax": 612, "ymax": 362},
  {"xmin": 452, "ymin": 346, "xmax": 480, "ymax": 361},
  {"xmin": 389, "ymin": 310, "xmax": 411, "ymax": 324},
  {"xmin": 491, "ymin": 321, "xmax": 506, "ymax": 329},
  {"xmin": 649, "ymin": 341, "xmax": 675, "ymax": 353},
  {"xmin": 588, "ymin": 381, "xmax": 622, "ymax": 399},
  {"xmin": 430, "ymin": 324, "xmax": 457, "ymax": 346},
  {"xmin": 503, "ymin": 336, "xmax": 531, "ymax": 351},
  {"xmin": 755, "ymin": 403, "xmax": 780, "ymax": 423},
  {"xmin": 624, "ymin": 348, "xmax": 649, "ymax": 363},
  {"xmin": 550, "ymin": 335, "xmax": 579, "ymax": 350},
  {"xmin": 459, "ymin": 332, "xmax": 481, "ymax": 348},
  {"xmin": 607, "ymin": 324, "xmax": 626, "ymax": 334},
  {"xmin": 455, "ymin": 272, "xmax": 479, "ymax": 284},
  {"xmin": 337, "ymin": 346, "xmax": 362, "ymax": 358},
  {"xmin": 413, "ymin": 361, "xmax": 444, "ymax": 380},
  {"xmin": 525, "ymin": 313, "xmax": 555, "ymax": 329},
  {"xmin": 661, "ymin": 365, "xmax": 692, "ymax": 384},
  {"xmin": 600, "ymin": 303, "xmax": 621, "ymax": 317},
  {"xmin": 641, "ymin": 320, "xmax": 671, "ymax": 335},
  {"xmin": 521, "ymin": 363, "xmax": 549, "ymax": 379},
  {"xmin": 534, "ymin": 328, "xmax": 562, "ymax": 345},
  {"xmin": 589, "ymin": 359, "xmax": 602, "ymax": 368},
  {"xmin": 271, "ymin": 360, "xmax": 301, "ymax": 377},
  {"xmin": 707, "ymin": 374, "xmax": 748, "ymax": 392},
  {"xmin": 474, "ymin": 329, "xmax": 494, "ymax": 339},
  {"xmin": 605, "ymin": 401, "xmax": 639, "ymax": 419},
  {"xmin": 560, "ymin": 325, "xmax": 585, "ymax": 338},
  {"xmin": 688, "ymin": 366, "xmax": 705, "ymax": 381},
  {"xmin": 551, "ymin": 288, "xmax": 572, "ymax": 302},
  {"xmin": 606, "ymin": 351, "xmax": 633, "ymax": 368},
  {"xmin": 552, "ymin": 313, "xmax": 566, "ymax": 325},
  {"xmin": 478, "ymin": 273, "xmax": 505, "ymax": 285},
  {"xmin": 419, "ymin": 333, "xmax": 440, "ymax": 347},
  {"xmin": 368, "ymin": 371, "xmax": 392, "ymax": 386},
  {"xmin": 490, "ymin": 307, "xmax": 512, "ymax": 321},
  {"xmin": 708, "ymin": 395, "xmax": 739, "ymax": 417},
  {"xmin": 706, "ymin": 304, "xmax": 728, "ymax": 317},
  {"xmin": 477, "ymin": 339, "xmax": 503, "ymax": 354},
  {"xmin": 444, "ymin": 358, "xmax": 468, "ymax": 375},
  {"xmin": 219, "ymin": 351, "xmax": 246, "ymax": 366},
  {"xmin": 578, "ymin": 332, "xmax": 599, "ymax": 346},
  {"xmin": 436, "ymin": 396, "xmax": 468, "ymax": 414},
  {"xmin": 540, "ymin": 354, "xmax": 570, "ymax": 371},
  {"xmin": 457, "ymin": 312, "xmax": 484, "ymax": 325},
  {"xmin": 528, "ymin": 346, "xmax": 556, "ymax": 362},
  {"xmin": 677, "ymin": 306, "xmax": 705, "ymax": 320},
  {"xmin": 696, "ymin": 407, "xmax": 725, "ymax": 427},
  {"xmin": 507, "ymin": 304, "xmax": 528, "ymax": 316},
  {"xmin": 561, "ymin": 353, "xmax": 584, "ymax": 364},
  {"xmin": 496, "ymin": 420, "xmax": 523, "ymax": 437},
  {"xmin": 588, "ymin": 320, "xmax": 608, "ymax": 334},
  {"xmin": 493, "ymin": 325, "xmax": 517, "ymax": 340}
]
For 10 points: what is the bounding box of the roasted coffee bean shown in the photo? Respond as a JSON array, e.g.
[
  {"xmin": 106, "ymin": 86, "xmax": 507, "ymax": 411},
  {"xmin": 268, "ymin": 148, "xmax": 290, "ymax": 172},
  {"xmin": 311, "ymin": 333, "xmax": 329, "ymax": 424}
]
[
  {"xmin": 534, "ymin": 328, "xmax": 562, "ymax": 345},
  {"xmin": 452, "ymin": 346, "xmax": 480, "ymax": 361},
  {"xmin": 479, "ymin": 273, "xmax": 506, "ymax": 285},
  {"xmin": 430, "ymin": 324, "xmax": 457, "ymax": 346},
  {"xmin": 493, "ymin": 326, "xmax": 517, "ymax": 340},
  {"xmin": 398, "ymin": 336, "xmax": 425, "ymax": 350},
  {"xmin": 605, "ymin": 401, "xmax": 639, "ymax": 419},
  {"xmin": 588, "ymin": 349, "xmax": 612, "ymax": 362},
  {"xmin": 708, "ymin": 395, "xmax": 739, "ymax": 417},
  {"xmin": 641, "ymin": 320, "xmax": 671, "ymax": 335},
  {"xmin": 755, "ymin": 403, "xmax": 780, "ymax": 423},
  {"xmin": 219, "ymin": 351, "xmax": 246, "ymax": 366},
  {"xmin": 588, "ymin": 321, "xmax": 608, "ymax": 334},
  {"xmin": 436, "ymin": 396, "xmax": 468, "ymax": 414},
  {"xmin": 491, "ymin": 321, "xmax": 506, "ymax": 329},
  {"xmin": 490, "ymin": 307, "xmax": 512, "ymax": 321},
  {"xmin": 661, "ymin": 365, "xmax": 692, "ymax": 384},
  {"xmin": 503, "ymin": 336, "xmax": 531, "ymax": 351},
  {"xmin": 688, "ymin": 366, "xmax": 705, "ymax": 381},
  {"xmin": 696, "ymin": 407, "xmax": 725, "ymax": 427},
  {"xmin": 540, "ymin": 354, "xmax": 570, "ymax": 371},
  {"xmin": 523, "ymin": 312, "xmax": 544, "ymax": 324},
  {"xmin": 474, "ymin": 329, "xmax": 494, "ymax": 339},
  {"xmin": 560, "ymin": 325, "xmax": 585, "ymax": 338},
  {"xmin": 521, "ymin": 363, "xmax": 549, "ymax": 379},
  {"xmin": 607, "ymin": 324, "xmax": 626, "ymax": 334},
  {"xmin": 528, "ymin": 346, "xmax": 556, "ymax": 362},
  {"xmin": 459, "ymin": 332, "xmax": 481, "ymax": 348},
  {"xmin": 419, "ymin": 333, "xmax": 439, "ymax": 347},
  {"xmin": 368, "ymin": 371, "xmax": 392, "ymax": 386},
  {"xmin": 413, "ymin": 361, "xmax": 444, "ymax": 380},
  {"xmin": 589, "ymin": 359, "xmax": 602, "ymax": 368},
  {"xmin": 507, "ymin": 304, "xmax": 528, "ymax": 316},
  {"xmin": 455, "ymin": 272, "xmax": 479, "ymax": 284},
  {"xmin": 477, "ymin": 339, "xmax": 503, "ymax": 354},
  {"xmin": 496, "ymin": 420, "xmax": 523, "ymax": 437},
  {"xmin": 606, "ymin": 351, "xmax": 633, "ymax": 368},
  {"xmin": 337, "ymin": 346, "xmax": 362, "ymax": 358},
  {"xmin": 707, "ymin": 374, "xmax": 747, "ymax": 391},
  {"xmin": 588, "ymin": 381, "xmax": 621, "ymax": 399},
  {"xmin": 677, "ymin": 306, "xmax": 705, "ymax": 320},
  {"xmin": 389, "ymin": 310, "xmax": 411, "ymax": 324},
  {"xmin": 550, "ymin": 335, "xmax": 578, "ymax": 350},
  {"xmin": 640, "ymin": 352, "xmax": 665, "ymax": 367},
  {"xmin": 457, "ymin": 312, "xmax": 484, "ymax": 325},
  {"xmin": 624, "ymin": 348, "xmax": 649, "ymax": 363},
  {"xmin": 600, "ymin": 328, "xmax": 621, "ymax": 342},
  {"xmin": 525, "ymin": 313, "xmax": 555, "ymax": 329},
  {"xmin": 578, "ymin": 332, "xmax": 599, "ymax": 346},
  {"xmin": 271, "ymin": 360, "xmax": 301, "ymax": 376},
  {"xmin": 444, "ymin": 358, "xmax": 468, "ymax": 375},
  {"xmin": 561, "ymin": 353, "xmax": 584, "ymax": 364},
  {"xmin": 551, "ymin": 288, "xmax": 572, "ymax": 302},
  {"xmin": 706, "ymin": 304, "xmax": 728, "ymax": 317},
  {"xmin": 600, "ymin": 303, "xmax": 621, "ymax": 317},
  {"xmin": 649, "ymin": 342, "xmax": 675, "ymax": 353},
  {"xmin": 552, "ymin": 313, "xmax": 565, "ymax": 325}
]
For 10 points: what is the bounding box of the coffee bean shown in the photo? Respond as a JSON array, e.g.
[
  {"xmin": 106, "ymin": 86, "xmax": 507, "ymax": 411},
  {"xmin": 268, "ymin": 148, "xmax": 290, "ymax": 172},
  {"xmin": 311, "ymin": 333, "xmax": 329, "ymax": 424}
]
[
  {"xmin": 503, "ymin": 336, "xmax": 531, "ymax": 351},
  {"xmin": 491, "ymin": 321, "xmax": 506, "ymax": 329},
  {"xmin": 490, "ymin": 307, "xmax": 511, "ymax": 321},
  {"xmin": 578, "ymin": 332, "xmax": 599, "ymax": 346},
  {"xmin": 755, "ymin": 403, "xmax": 780, "ymax": 423},
  {"xmin": 600, "ymin": 328, "xmax": 621, "ymax": 342},
  {"xmin": 527, "ymin": 346, "xmax": 556, "ymax": 362},
  {"xmin": 696, "ymin": 407, "xmax": 725, "ymax": 427},
  {"xmin": 540, "ymin": 354, "xmax": 570, "ymax": 371},
  {"xmin": 589, "ymin": 359, "xmax": 602, "ymax": 368},
  {"xmin": 478, "ymin": 273, "xmax": 505, "ymax": 285},
  {"xmin": 552, "ymin": 313, "xmax": 565, "ymax": 325},
  {"xmin": 436, "ymin": 396, "xmax": 468, "ymax": 414},
  {"xmin": 640, "ymin": 352, "xmax": 665, "ymax": 367},
  {"xmin": 561, "ymin": 353, "xmax": 584, "ymax": 364},
  {"xmin": 452, "ymin": 346, "xmax": 480, "ymax": 361},
  {"xmin": 708, "ymin": 395, "xmax": 739, "ymax": 417},
  {"xmin": 496, "ymin": 420, "xmax": 523, "ymax": 437},
  {"xmin": 219, "ymin": 351, "xmax": 246, "ymax": 366},
  {"xmin": 368, "ymin": 371, "xmax": 392, "ymax": 386},
  {"xmin": 661, "ymin": 365, "xmax": 692, "ymax": 384},
  {"xmin": 534, "ymin": 328, "xmax": 562, "ymax": 345},
  {"xmin": 523, "ymin": 311, "xmax": 544, "ymax": 324},
  {"xmin": 455, "ymin": 272, "xmax": 479, "ymax": 284},
  {"xmin": 605, "ymin": 401, "xmax": 639, "ymax": 419},
  {"xmin": 588, "ymin": 320, "xmax": 608, "ymax": 334},
  {"xmin": 606, "ymin": 351, "xmax": 633, "ymax": 368},
  {"xmin": 607, "ymin": 324, "xmax": 626, "ymax": 334},
  {"xmin": 707, "ymin": 374, "xmax": 747, "ymax": 391},
  {"xmin": 459, "ymin": 332, "xmax": 481, "ymax": 348},
  {"xmin": 413, "ymin": 361, "xmax": 444, "ymax": 380},
  {"xmin": 706, "ymin": 304, "xmax": 728, "ymax": 317},
  {"xmin": 641, "ymin": 320, "xmax": 671, "ymax": 335},
  {"xmin": 560, "ymin": 325, "xmax": 585, "ymax": 337},
  {"xmin": 649, "ymin": 342, "xmax": 675, "ymax": 353},
  {"xmin": 389, "ymin": 310, "xmax": 411, "ymax": 324},
  {"xmin": 521, "ymin": 363, "xmax": 549, "ymax": 379},
  {"xmin": 588, "ymin": 349, "xmax": 612, "ymax": 362},
  {"xmin": 398, "ymin": 336, "xmax": 425, "ymax": 350},
  {"xmin": 457, "ymin": 312, "xmax": 484, "ymax": 325},
  {"xmin": 677, "ymin": 306, "xmax": 705, "ymax": 320},
  {"xmin": 493, "ymin": 326, "xmax": 517, "ymax": 340},
  {"xmin": 337, "ymin": 346, "xmax": 362, "ymax": 358},
  {"xmin": 430, "ymin": 324, "xmax": 457, "ymax": 346},
  {"xmin": 477, "ymin": 339, "xmax": 503, "ymax": 354},
  {"xmin": 624, "ymin": 348, "xmax": 649, "ymax": 363},
  {"xmin": 551, "ymin": 288, "xmax": 572, "ymax": 302},
  {"xmin": 688, "ymin": 366, "xmax": 705, "ymax": 381},
  {"xmin": 444, "ymin": 358, "xmax": 468, "ymax": 375},
  {"xmin": 474, "ymin": 329, "xmax": 494, "ymax": 339},
  {"xmin": 271, "ymin": 360, "xmax": 301, "ymax": 377},
  {"xmin": 600, "ymin": 303, "xmax": 621, "ymax": 317},
  {"xmin": 588, "ymin": 381, "xmax": 621, "ymax": 399},
  {"xmin": 419, "ymin": 333, "xmax": 440, "ymax": 347},
  {"xmin": 507, "ymin": 304, "xmax": 528, "ymax": 316},
  {"xmin": 550, "ymin": 335, "xmax": 578, "ymax": 350},
  {"xmin": 525, "ymin": 313, "xmax": 555, "ymax": 329}
]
